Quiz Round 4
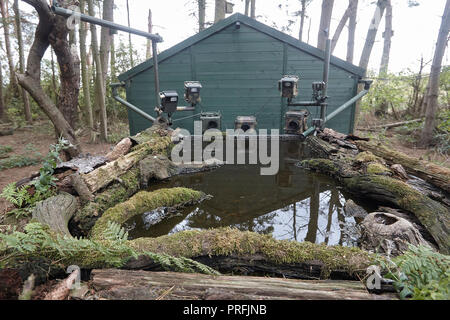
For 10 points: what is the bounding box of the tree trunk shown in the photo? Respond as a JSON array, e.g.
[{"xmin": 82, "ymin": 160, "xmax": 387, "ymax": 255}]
[
  {"xmin": 79, "ymin": 1, "xmax": 94, "ymax": 141},
  {"xmin": 250, "ymin": 0, "xmax": 256, "ymax": 19},
  {"xmin": 331, "ymin": 2, "xmax": 352, "ymax": 54},
  {"xmin": 100, "ymin": 0, "xmax": 114, "ymax": 85},
  {"xmin": 347, "ymin": 0, "xmax": 358, "ymax": 63},
  {"xmin": 317, "ymin": 0, "xmax": 334, "ymax": 51},
  {"xmin": 299, "ymin": 0, "xmax": 307, "ymax": 41},
  {"xmin": 126, "ymin": 0, "xmax": 134, "ymax": 68},
  {"xmin": 91, "ymin": 269, "xmax": 390, "ymax": 300},
  {"xmin": 379, "ymin": 0, "xmax": 393, "ymax": 75},
  {"xmin": 214, "ymin": 0, "xmax": 225, "ymax": 22},
  {"xmin": 146, "ymin": 9, "xmax": 153, "ymax": 58},
  {"xmin": 99, "ymin": 0, "xmax": 114, "ymax": 141},
  {"xmin": 245, "ymin": 0, "xmax": 250, "ymax": 16},
  {"xmin": 0, "ymin": 0, "xmax": 19, "ymax": 97},
  {"xmin": 420, "ymin": 0, "xmax": 450, "ymax": 147},
  {"xmin": 52, "ymin": 5, "xmax": 81, "ymax": 132},
  {"xmin": 198, "ymin": 1, "xmax": 205, "ymax": 32},
  {"xmin": 13, "ymin": 0, "xmax": 32, "ymax": 124},
  {"xmin": 17, "ymin": 0, "xmax": 81, "ymax": 159},
  {"xmin": 0, "ymin": 51, "xmax": 5, "ymax": 121},
  {"xmin": 359, "ymin": 0, "xmax": 388, "ymax": 71},
  {"xmin": 88, "ymin": 0, "xmax": 108, "ymax": 142}
]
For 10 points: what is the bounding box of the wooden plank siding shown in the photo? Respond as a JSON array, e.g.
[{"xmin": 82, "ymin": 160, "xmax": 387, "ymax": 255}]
[{"xmin": 123, "ymin": 16, "xmax": 363, "ymax": 135}]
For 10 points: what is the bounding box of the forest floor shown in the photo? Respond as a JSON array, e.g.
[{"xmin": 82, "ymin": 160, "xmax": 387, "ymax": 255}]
[
  {"xmin": 355, "ymin": 114, "xmax": 449, "ymax": 168},
  {"xmin": 0, "ymin": 120, "xmax": 129, "ymax": 214}
]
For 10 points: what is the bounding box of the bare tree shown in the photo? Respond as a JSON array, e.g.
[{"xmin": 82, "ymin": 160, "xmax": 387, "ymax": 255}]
[
  {"xmin": 379, "ymin": 0, "xmax": 393, "ymax": 75},
  {"xmin": 87, "ymin": 0, "xmax": 107, "ymax": 142},
  {"xmin": 79, "ymin": 0, "xmax": 94, "ymax": 141},
  {"xmin": 359, "ymin": 0, "xmax": 388, "ymax": 71},
  {"xmin": 198, "ymin": 1, "xmax": 205, "ymax": 32},
  {"xmin": 100, "ymin": 0, "xmax": 114, "ymax": 86},
  {"xmin": 126, "ymin": 0, "xmax": 134, "ymax": 67},
  {"xmin": 420, "ymin": 0, "xmax": 450, "ymax": 147},
  {"xmin": 250, "ymin": 0, "xmax": 256, "ymax": 18},
  {"xmin": 317, "ymin": 0, "xmax": 334, "ymax": 51},
  {"xmin": 13, "ymin": 0, "xmax": 32, "ymax": 124},
  {"xmin": 17, "ymin": 0, "xmax": 81, "ymax": 158},
  {"xmin": 245, "ymin": 0, "xmax": 250, "ymax": 16},
  {"xmin": 0, "ymin": 0, "xmax": 19, "ymax": 96},
  {"xmin": 346, "ymin": 0, "xmax": 358, "ymax": 63},
  {"xmin": 0, "ymin": 54, "xmax": 4, "ymax": 121},
  {"xmin": 214, "ymin": 0, "xmax": 225, "ymax": 22},
  {"xmin": 298, "ymin": 0, "xmax": 312, "ymax": 42},
  {"xmin": 146, "ymin": 9, "xmax": 153, "ymax": 58},
  {"xmin": 330, "ymin": 1, "xmax": 352, "ymax": 53}
]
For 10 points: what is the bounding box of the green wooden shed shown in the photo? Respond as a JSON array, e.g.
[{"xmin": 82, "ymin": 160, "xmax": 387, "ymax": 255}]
[{"xmin": 118, "ymin": 13, "xmax": 366, "ymax": 136}]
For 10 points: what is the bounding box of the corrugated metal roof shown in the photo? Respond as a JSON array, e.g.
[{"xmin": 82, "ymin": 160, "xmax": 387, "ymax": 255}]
[{"xmin": 118, "ymin": 13, "xmax": 366, "ymax": 82}]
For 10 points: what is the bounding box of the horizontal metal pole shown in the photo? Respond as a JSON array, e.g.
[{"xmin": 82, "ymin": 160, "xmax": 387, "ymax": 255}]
[
  {"xmin": 52, "ymin": 5, "xmax": 163, "ymax": 42},
  {"xmin": 288, "ymin": 101, "xmax": 321, "ymax": 107},
  {"xmin": 111, "ymin": 84, "xmax": 156, "ymax": 123},
  {"xmin": 176, "ymin": 106, "xmax": 196, "ymax": 112}
]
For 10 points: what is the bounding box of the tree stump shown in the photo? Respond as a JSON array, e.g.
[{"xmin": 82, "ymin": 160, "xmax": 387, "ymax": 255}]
[
  {"xmin": 32, "ymin": 194, "xmax": 79, "ymax": 236},
  {"xmin": 360, "ymin": 212, "xmax": 432, "ymax": 256}
]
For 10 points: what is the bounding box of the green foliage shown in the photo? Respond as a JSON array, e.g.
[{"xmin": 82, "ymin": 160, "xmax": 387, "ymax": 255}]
[
  {"xmin": 0, "ymin": 145, "xmax": 13, "ymax": 158},
  {"xmin": 0, "ymin": 138, "xmax": 70, "ymax": 218},
  {"xmin": 0, "ymin": 143, "xmax": 43, "ymax": 171},
  {"xmin": 34, "ymin": 137, "xmax": 70, "ymax": 194},
  {"xmin": 0, "ymin": 154, "xmax": 42, "ymax": 171},
  {"xmin": 0, "ymin": 183, "xmax": 54, "ymax": 219},
  {"xmin": 0, "ymin": 221, "xmax": 219, "ymax": 276},
  {"xmin": 361, "ymin": 71, "xmax": 412, "ymax": 115},
  {"xmin": 378, "ymin": 245, "xmax": 450, "ymax": 300}
]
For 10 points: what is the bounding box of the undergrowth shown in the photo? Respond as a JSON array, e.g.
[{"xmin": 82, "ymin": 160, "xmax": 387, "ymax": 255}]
[
  {"xmin": 378, "ymin": 245, "xmax": 450, "ymax": 300},
  {"xmin": 0, "ymin": 138, "xmax": 70, "ymax": 218},
  {"xmin": 0, "ymin": 221, "xmax": 219, "ymax": 276}
]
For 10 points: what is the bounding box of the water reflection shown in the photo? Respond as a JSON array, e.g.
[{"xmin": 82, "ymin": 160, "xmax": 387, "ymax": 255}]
[{"xmin": 124, "ymin": 141, "xmax": 361, "ymax": 246}]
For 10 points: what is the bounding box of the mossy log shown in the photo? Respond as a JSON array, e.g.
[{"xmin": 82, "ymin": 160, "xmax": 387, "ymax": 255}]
[
  {"xmin": 356, "ymin": 140, "xmax": 450, "ymax": 193},
  {"xmin": 127, "ymin": 228, "xmax": 374, "ymax": 280},
  {"xmin": 70, "ymin": 168, "xmax": 141, "ymax": 236},
  {"xmin": 90, "ymin": 269, "xmax": 395, "ymax": 300},
  {"xmin": 81, "ymin": 135, "xmax": 172, "ymax": 193},
  {"xmin": 303, "ymin": 137, "xmax": 450, "ymax": 254},
  {"xmin": 90, "ymin": 188, "xmax": 206, "ymax": 239}
]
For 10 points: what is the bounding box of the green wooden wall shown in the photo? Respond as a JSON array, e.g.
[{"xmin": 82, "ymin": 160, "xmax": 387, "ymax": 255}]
[{"xmin": 125, "ymin": 23, "xmax": 360, "ymax": 136}]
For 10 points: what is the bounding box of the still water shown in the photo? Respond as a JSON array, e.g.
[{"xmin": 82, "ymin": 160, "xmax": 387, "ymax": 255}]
[{"xmin": 124, "ymin": 140, "xmax": 365, "ymax": 246}]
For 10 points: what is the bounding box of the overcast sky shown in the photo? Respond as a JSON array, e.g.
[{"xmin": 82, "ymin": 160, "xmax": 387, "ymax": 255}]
[{"xmin": 110, "ymin": 0, "xmax": 448, "ymax": 74}]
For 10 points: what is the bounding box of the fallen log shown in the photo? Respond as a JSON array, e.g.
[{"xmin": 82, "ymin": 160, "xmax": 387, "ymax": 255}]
[
  {"xmin": 356, "ymin": 140, "xmax": 450, "ymax": 193},
  {"xmin": 303, "ymin": 136, "xmax": 450, "ymax": 254},
  {"xmin": 128, "ymin": 228, "xmax": 374, "ymax": 280},
  {"xmin": 90, "ymin": 188, "xmax": 206, "ymax": 239},
  {"xmin": 357, "ymin": 119, "xmax": 423, "ymax": 131},
  {"xmin": 90, "ymin": 269, "xmax": 395, "ymax": 300},
  {"xmin": 82, "ymin": 134, "xmax": 172, "ymax": 193}
]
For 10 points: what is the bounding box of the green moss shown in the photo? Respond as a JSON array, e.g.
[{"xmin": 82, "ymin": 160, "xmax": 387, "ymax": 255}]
[
  {"xmin": 129, "ymin": 228, "xmax": 374, "ymax": 278},
  {"xmin": 366, "ymin": 163, "xmax": 391, "ymax": 175},
  {"xmin": 73, "ymin": 168, "xmax": 141, "ymax": 235},
  {"xmin": 301, "ymin": 159, "xmax": 339, "ymax": 176},
  {"xmin": 91, "ymin": 188, "xmax": 205, "ymax": 239},
  {"xmin": 356, "ymin": 151, "xmax": 383, "ymax": 164}
]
